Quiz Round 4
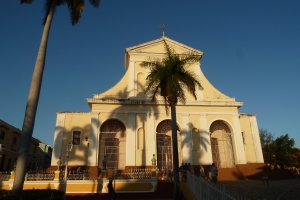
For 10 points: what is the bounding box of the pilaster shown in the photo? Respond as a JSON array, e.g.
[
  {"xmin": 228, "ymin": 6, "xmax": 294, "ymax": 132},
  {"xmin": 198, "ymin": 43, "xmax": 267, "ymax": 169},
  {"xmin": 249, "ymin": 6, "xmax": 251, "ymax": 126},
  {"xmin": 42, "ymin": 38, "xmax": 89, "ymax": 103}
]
[
  {"xmin": 249, "ymin": 116, "xmax": 264, "ymax": 163},
  {"xmin": 51, "ymin": 113, "xmax": 65, "ymax": 166},
  {"xmin": 88, "ymin": 112, "xmax": 101, "ymax": 166},
  {"xmin": 199, "ymin": 114, "xmax": 213, "ymax": 164},
  {"xmin": 181, "ymin": 114, "xmax": 191, "ymax": 164},
  {"xmin": 126, "ymin": 113, "xmax": 136, "ymax": 165},
  {"xmin": 232, "ymin": 115, "xmax": 247, "ymax": 164},
  {"xmin": 146, "ymin": 112, "xmax": 156, "ymax": 166}
]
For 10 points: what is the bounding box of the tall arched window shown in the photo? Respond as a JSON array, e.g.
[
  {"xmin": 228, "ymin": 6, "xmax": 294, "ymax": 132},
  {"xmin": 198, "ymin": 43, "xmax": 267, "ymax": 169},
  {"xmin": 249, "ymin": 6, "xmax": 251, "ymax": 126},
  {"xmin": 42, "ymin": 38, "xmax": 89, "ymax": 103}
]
[
  {"xmin": 99, "ymin": 119, "xmax": 126, "ymax": 170},
  {"xmin": 210, "ymin": 120, "xmax": 234, "ymax": 168},
  {"xmin": 156, "ymin": 120, "xmax": 181, "ymax": 170}
]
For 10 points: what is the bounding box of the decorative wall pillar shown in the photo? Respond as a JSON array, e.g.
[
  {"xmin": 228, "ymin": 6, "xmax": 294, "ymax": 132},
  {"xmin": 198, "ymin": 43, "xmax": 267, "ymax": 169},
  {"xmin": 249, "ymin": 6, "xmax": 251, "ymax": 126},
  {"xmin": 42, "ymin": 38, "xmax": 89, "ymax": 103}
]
[
  {"xmin": 199, "ymin": 114, "xmax": 213, "ymax": 165},
  {"xmin": 232, "ymin": 115, "xmax": 247, "ymax": 164},
  {"xmin": 126, "ymin": 113, "xmax": 136, "ymax": 166},
  {"xmin": 51, "ymin": 113, "xmax": 65, "ymax": 166},
  {"xmin": 181, "ymin": 114, "xmax": 191, "ymax": 164},
  {"xmin": 146, "ymin": 112, "xmax": 156, "ymax": 166},
  {"xmin": 249, "ymin": 116, "xmax": 264, "ymax": 163},
  {"xmin": 88, "ymin": 112, "xmax": 101, "ymax": 166}
]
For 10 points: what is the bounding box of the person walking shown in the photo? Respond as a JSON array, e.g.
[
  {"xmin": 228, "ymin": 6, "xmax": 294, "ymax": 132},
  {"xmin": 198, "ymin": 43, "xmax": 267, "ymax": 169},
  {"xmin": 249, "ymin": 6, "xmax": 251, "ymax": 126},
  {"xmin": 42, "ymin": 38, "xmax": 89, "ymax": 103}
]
[
  {"xmin": 210, "ymin": 163, "xmax": 218, "ymax": 183},
  {"xmin": 107, "ymin": 178, "xmax": 116, "ymax": 200},
  {"xmin": 200, "ymin": 165, "xmax": 206, "ymax": 179}
]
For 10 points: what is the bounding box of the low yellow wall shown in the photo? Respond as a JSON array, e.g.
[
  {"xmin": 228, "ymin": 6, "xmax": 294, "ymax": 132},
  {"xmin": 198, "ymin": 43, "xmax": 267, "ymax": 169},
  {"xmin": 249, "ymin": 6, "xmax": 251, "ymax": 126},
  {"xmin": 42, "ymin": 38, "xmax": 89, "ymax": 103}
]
[{"xmin": 0, "ymin": 179, "xmax": 157, "ymax": 194}]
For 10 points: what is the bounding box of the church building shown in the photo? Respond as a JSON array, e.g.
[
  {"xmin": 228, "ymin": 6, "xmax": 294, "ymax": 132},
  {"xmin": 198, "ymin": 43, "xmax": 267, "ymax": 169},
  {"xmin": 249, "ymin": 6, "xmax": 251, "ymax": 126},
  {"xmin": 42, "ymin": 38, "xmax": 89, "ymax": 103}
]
[{"xmin": 50, "ymin": 37, "xmax": 264, "ymax": 178}]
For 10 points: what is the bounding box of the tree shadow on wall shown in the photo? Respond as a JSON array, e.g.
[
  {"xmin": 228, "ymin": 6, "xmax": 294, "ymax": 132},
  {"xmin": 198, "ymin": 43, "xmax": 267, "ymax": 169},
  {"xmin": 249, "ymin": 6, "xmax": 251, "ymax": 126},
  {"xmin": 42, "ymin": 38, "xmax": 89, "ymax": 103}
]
[
  {"xmin": 180, "ymin": 122, "xmax": 210, "ymax": 173},
  {"xmin": 53, "ymin": 124, "xmax": 96, "ymax": 168},
  {"xmin": 52, "ymin": 123, "xmax": 99, "ymax": 193},
  {"xmin": 102, "ymin": 82, "xmax": 159, "ymax": 167}
]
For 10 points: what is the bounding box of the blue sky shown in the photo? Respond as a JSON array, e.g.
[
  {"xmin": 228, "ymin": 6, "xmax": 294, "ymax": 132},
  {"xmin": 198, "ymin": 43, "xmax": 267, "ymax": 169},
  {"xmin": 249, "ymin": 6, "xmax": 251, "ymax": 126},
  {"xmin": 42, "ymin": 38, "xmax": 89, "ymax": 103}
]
[{"xmin": 0, "ymin": 0, "xmax": 299, "ymax": 147}]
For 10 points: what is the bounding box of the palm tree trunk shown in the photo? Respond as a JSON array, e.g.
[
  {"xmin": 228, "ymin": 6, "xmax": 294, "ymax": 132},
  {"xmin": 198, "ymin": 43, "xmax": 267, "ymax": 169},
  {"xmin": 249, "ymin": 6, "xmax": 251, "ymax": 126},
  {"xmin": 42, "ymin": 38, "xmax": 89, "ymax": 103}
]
[
  {"xmin": 170, "ymin": 102, "xmax": 180, "ymax": 200},
  {"xmin": 12, "ymin": 1, "xmax": 56, "ymax": 196}
]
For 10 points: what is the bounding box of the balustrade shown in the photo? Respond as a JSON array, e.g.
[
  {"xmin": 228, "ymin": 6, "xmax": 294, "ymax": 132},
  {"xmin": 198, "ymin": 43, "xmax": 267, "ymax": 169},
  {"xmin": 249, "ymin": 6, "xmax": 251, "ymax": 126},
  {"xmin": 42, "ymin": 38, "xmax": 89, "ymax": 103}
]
[
  {"xmin": 26, "ymin": 172, "xmax": 55, "ymax": 181},
  {"xmin": 0, "ymin": 167, "xmax": 157, "ymax": 182},
  {"xmin": 59, "ymin": 169, "xmax": 90, "ymax": 180},
  {"xmin": 117, "ymin": 167, "xmax": 153, "ymax": 179}
]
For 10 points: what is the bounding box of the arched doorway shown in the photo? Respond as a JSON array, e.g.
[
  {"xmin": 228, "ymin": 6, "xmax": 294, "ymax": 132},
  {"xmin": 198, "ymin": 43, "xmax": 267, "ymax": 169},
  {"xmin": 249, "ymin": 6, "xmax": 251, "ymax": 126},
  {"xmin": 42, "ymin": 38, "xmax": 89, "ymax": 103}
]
[
  {"xmin": 210, "ymin": 120, "xmax": 235, "ymax": 168},
  {"xmin": 156, "ymin": 120, "xmax": 181, "ymax": 171},
  {"xmin": 99, "ymin": 119, "xmax": 126, "ymax": 170}
]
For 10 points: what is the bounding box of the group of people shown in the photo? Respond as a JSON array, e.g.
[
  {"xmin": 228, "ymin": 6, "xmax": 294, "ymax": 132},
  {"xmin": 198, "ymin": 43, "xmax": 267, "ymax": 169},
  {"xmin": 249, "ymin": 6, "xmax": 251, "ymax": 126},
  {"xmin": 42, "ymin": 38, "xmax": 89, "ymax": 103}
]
[
  {"xmin": 106, "ymin": 163, "xmax": 219, "ymax": 200},
  {"xmin": 181, "ymin": 162, "xmax": 219, "ymax": 183},
  {"xmin": 199, "ymin": 163, "xmax": 218, "ymax": 183}
]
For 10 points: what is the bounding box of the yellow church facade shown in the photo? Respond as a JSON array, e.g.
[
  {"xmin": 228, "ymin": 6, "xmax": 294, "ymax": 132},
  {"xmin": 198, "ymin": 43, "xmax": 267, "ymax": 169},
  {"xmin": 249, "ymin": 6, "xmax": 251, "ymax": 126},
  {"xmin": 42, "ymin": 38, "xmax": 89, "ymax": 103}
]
[{"xmin": 50, "ymin": 37, "xmax": 264, "ymax": 177}]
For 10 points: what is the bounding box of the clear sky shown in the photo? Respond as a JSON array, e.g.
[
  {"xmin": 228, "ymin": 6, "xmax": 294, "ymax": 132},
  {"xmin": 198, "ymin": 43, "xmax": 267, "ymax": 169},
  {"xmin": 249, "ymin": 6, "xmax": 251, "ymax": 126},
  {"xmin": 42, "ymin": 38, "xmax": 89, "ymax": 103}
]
[{"xmin": 1, "ymin": 0, "xmax": 299, "ymax": 148}]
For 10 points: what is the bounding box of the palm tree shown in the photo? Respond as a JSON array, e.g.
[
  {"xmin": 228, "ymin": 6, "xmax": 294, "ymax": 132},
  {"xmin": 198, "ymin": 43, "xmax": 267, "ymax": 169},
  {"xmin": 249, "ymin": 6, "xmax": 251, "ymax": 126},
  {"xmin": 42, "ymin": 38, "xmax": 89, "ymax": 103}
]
[
  {"xmin": 142, "ymin": 38, "xmax": 202, "ymax": 200},
  {"xmin": 12, "ymin": 0, "xmax": 100, "ymax": 195}
]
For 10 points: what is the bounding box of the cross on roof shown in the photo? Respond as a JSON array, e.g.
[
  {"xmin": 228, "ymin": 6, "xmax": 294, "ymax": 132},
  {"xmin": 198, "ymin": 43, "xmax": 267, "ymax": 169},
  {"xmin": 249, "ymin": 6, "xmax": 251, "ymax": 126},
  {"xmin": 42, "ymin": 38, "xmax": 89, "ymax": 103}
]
[{"xmin": 160, "ymin": 24, "xmax": 166, "ymax": 37}]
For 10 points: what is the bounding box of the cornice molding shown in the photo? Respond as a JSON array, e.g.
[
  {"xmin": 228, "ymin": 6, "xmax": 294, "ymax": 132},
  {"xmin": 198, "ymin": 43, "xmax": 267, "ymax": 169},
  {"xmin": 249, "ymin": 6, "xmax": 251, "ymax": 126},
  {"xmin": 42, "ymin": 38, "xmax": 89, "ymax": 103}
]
[{"xmin": 87, "ymin": 98, "xmax": 243, "ymax": 107}]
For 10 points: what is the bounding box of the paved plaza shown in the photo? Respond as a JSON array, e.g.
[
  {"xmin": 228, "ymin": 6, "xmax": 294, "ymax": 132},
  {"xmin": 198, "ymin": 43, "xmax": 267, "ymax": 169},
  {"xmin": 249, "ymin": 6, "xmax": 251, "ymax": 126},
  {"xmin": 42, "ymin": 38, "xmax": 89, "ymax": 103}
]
[
  {"xmin": 222, "ymin": 179, "xmax": 300, "ymax": 200},
  {"xmin": 66, "ymin": 179, "xmax": 300, "ymax": 200}
]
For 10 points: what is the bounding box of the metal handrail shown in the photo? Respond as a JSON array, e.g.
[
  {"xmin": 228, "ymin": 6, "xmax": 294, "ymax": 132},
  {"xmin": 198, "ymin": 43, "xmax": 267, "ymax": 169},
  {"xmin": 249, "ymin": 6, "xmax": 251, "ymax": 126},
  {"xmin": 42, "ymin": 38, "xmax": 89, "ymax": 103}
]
[{"xmin": 26, "ymin": 172, "xmax": 55, "ymax": 181}]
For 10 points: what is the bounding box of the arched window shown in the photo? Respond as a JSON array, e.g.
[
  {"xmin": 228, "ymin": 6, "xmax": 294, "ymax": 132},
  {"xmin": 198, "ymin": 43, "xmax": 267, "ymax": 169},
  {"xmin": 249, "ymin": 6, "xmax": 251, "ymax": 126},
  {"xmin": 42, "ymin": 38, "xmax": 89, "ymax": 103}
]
[
  {"xmin": 210, "ymin": 120, "xmax": 234, "ymax": 168},
  {"xmin": 156, "ymin": 119, "xmax": 181, "ymax": 170},
  {"xmin": 99, "ymin": 119, "xmax": 126, "ymax": 170}
]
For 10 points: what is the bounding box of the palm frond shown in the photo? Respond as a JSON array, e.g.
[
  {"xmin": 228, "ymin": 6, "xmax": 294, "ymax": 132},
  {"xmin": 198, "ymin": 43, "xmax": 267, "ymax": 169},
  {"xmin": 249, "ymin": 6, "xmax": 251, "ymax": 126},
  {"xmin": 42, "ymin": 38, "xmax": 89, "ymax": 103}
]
[
  {"xmin": 162, "ymin": 39, "xmax": 176, "ymax": 61},
  {"xmin": 66, "ymin": 0, "xmax": 85, "ymax": 25},
  {"xmin": 143, "ymin": 39, "xmax": 202, "ymax": 112},
  {"xmin": 23, "ymin": 0, "xmax": 100, "ymax": 26},
  {"xmin": 21, "ymin": 0, "xmax": 33, "ymax": 4}
]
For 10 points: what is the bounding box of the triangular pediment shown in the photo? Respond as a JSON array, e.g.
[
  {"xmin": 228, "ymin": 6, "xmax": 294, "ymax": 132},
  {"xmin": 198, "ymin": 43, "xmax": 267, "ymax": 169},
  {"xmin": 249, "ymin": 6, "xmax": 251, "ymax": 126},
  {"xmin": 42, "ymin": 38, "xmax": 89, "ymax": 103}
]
[
  {"xmin": 88, "ymin": 36, "xmax": 242, "ymax": 108},
  {"xmin": 126, "ymin": 36, "xmax": 203, "ymax": 56}
]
